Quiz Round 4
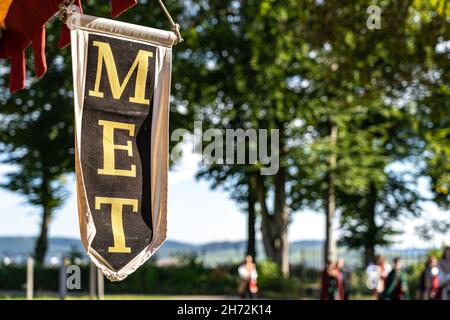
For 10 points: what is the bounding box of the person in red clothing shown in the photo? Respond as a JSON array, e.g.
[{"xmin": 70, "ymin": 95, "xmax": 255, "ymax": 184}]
[
  {"xmin": 337, "ymin": 258, "xmax": 350, "ymax": 300},
  {"xmin": 320, "ymin": 260, "xmax": 331, "ymax": 300},
  {"xmin": 374, "ymin": 255, "xmax": 391, "ymax": 297},
  {"xmin": 320, "ymin": 260, "xmax": 344, "ymax": 300},
  {"xmin": 419, "ymin": 256, "xmax": 440, "ymax": 300},
  {"xmin": 238, "ymin": 255, "xmax": 258, "ymax": 299}
]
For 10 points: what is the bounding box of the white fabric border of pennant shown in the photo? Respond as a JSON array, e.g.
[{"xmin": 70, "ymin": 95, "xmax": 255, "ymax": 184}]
[{"xmin": 70, "ymin": 13, "xmax": 172, "ymax": 281}]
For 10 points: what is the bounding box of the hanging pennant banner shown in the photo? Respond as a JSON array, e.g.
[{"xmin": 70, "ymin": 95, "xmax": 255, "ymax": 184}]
[{"xmin": 69, "ymin": 10, "xmax": 176, "ymax": 281}]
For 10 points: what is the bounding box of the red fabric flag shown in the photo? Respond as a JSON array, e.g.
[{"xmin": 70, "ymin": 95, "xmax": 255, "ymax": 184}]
[
  {"xmin": 111, "ymin": 0, "xmax": 137, "ymax": 18},
  {"xmin": 0, "ymin": 0, "xmax": 137, "ymax": 93}
]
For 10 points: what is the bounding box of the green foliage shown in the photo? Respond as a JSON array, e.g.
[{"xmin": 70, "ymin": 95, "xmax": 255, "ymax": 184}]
[
  {"xmin": 257, "ymin": 260, "xmax": 301, "ymax": 298},
  {"xmin": 0, "ymin": 264, "xmax": 27, "ymax": 290},
  {"xmin": 0, "ymin": 261, "xmax": 301, "ymax": 297},
  {"xmin": 259, "ymin": 260, "xmax": 281, "ymax": 280},
  {"xmin": 0, "ymin": 264, "xmax": 71, "ymax": 292}
]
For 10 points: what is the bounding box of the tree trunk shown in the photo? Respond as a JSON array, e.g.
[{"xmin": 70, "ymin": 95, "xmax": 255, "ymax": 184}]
[
  {"xmin": 324, "ymin": 124, "xmax": 338, "ymax": 265},
  {"xmin": 246, "ymin": 187, "xmax": 256, "ymax": 259},
  {"xmin": 280, "ymin": 216, "xmax": 289, "ymax": 276},
  {"xmin": 364, "ymin": 245, "xmax": 376, "ymax": 267},
  {"xmin": 35, "ymin": 205, "xmax": 51, "ymax": 264},
  {"xmin": 253, "ymin": 122, "xmax": 289, "ymax": 277},
  {"xmin": 364, "ymin": 181, "xmax": 378, "ymax": 266},
  {"xmin": 255, "ymin": 175, "xmax": 278, "ymax": 262},
  {"xmin": 274, "ymin": 165, "xmax": 289, "ymax": 277},
  {"xmin": 34, "ymin": 176, "xmax": 51, "ymax": 264}
]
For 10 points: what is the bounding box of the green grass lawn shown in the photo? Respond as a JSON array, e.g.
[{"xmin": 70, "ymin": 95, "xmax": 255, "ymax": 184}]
[
  {"xmin": 0, "ymin": 294, "xmax": 170, "ymax": 300},
  {"xmin": 0, "ymin": 293, "xmax": 242, "ymax": 300},
  {"xmin": 0, "ymin": 293, "xmax": 375, "ymax": 300},
  {"xmin": 0, "ymin": 294, "xmax": 214, "ymax": 300}
]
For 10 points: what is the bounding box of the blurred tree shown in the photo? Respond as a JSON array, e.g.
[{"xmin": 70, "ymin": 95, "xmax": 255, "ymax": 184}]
[
  {"xmin": 288, "ymin": 0, "xmax": 448, "ymax": 265},
  {"xmin": 416, "ymin": 219, "xmax": 450, "ymax": 243},
  {"xmin": 179, "ymin": 0, "xmax": 319, "ymax": 276},
  {"xmin": 408, "ymin": 1, "xmax": 450, "ymax": 244},
  {"xmin": 189, "ymin": 0, "xmax": 448, "ymax": 269},
  {"xmin": 336, "ymin": 106, "xmax": 423, "ymax": 265},
  {"xmin": 0, "ymin": 19, "xmax": 75, "ymax": 264},
  {"xmin": 410, "ymin": 0, "xmax": 450, "ymax": 208}
]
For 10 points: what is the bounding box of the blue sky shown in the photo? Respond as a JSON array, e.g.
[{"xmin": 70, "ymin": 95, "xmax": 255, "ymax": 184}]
[{"xmin": 0, "ymin": 144, "xmax": 448, "ymax": 248}]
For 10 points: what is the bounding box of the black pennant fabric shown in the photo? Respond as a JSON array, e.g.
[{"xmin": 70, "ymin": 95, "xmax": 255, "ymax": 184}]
[{"xmin": 70, "ymin": 13, "xmax": 174, "ymax": 281}]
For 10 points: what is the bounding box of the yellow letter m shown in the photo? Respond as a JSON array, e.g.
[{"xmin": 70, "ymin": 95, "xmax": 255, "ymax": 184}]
[{"xmin": 88, "ymin": 41, "xmax": 154, "ymax": 105}]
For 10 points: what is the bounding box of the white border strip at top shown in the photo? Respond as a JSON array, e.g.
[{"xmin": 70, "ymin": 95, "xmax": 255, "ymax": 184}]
[{"xmin": 66, "ymin": 11, "xmax": 177, "ymax": 48}]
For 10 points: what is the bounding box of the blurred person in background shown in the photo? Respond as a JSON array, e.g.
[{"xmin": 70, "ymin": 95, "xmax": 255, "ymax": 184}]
[
  {"xmin": 438, "ymin": 247, "xmax": 450, "ymax": 300},
  {"xmin": 320, "ymin": 260, "xmax": 333, "ymax": 300},
  {"xmin": 381, "ymin": 257, "xmax": 409, "ymax": 300},
  {"xmin": 238, "ymin": 255, "xmax": 258, "ymax": 299},
  {"xmin": 367, "ymin": 255, "xmax": 391, "ymax": 298},
  {"xmin": 419, "ymin": 256, "xmax": 440, "ymax": 300},
  {"xmin": 337, "ymin": 258, "xmax": 351, "ymax": 300},
  {"xmin": 320, "ymin": 260, "xmax": 344, "ymax": 300},
  {"xmin": 376, "ymin": 255, "xmax": 391, "ymax": 296}
]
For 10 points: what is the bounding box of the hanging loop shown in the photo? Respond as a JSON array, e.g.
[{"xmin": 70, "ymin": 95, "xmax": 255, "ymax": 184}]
[{"xmin": 157, "ymin": 0, "xmax": 183, "ymax": 44}]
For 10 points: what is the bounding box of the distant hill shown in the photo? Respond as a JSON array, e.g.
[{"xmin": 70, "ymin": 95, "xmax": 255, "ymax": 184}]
[
  {"xmin": 0, "ymin": 236, "xmax": 322, "ymax": 265},
  {"xmin": 0, "ymin": 236, "xmax": 429, "ymax": 268}
]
